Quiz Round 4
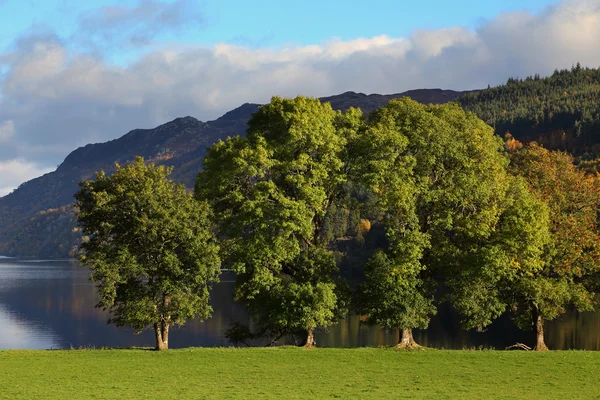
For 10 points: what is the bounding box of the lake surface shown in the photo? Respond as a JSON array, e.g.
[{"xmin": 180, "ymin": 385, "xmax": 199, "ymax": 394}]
[{"xmin": 0, "ymin": 258, "xmax": 599, "ymax": 350}]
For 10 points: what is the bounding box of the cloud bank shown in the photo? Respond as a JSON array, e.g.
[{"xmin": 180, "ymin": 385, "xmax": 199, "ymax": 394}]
[{"xmin": 1, "ymin": 0, "xmax": 600, "ymax": 195}]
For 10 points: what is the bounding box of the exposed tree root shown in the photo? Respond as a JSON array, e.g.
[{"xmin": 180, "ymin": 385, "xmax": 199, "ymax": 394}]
[
  {"xmin": 395, "ymin": 329, "xmax": 422, "ymax": 350},
  {"xmin": 534, "ymin": 343, "xmax": 549, "ymax": 351},
  {"xmin": 394, "ymin": 342, "xmax": 421, "ymax": 350},
  {"xmin": 505, "ymin": 343, "xmax": 532, "ymax": 351}
]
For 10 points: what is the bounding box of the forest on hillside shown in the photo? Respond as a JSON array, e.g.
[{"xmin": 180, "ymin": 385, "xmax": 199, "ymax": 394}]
[{"xmin": 459, "ymin": 64, "xmax": 600, "ymax": 157}]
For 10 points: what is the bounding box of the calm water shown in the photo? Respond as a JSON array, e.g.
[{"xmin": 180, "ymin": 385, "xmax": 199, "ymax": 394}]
[{"xmin": 0, "ymin": 258, "xmax": 598, "ymax": 350}]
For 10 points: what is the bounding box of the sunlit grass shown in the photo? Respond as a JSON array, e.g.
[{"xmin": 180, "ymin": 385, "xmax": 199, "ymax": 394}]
[{"xmin": 1, "ymin": 348, "xmax": 599, "ymax": 399}]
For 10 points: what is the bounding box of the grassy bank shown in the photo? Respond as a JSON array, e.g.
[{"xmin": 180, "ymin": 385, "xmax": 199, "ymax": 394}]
[{"xmin": 1, "ymin": 348, "xmax": 599, "ymax": 399}]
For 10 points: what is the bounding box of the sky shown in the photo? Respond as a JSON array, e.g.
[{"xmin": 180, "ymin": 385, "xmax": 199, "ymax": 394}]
[{"xmin": 1, "ymin": 0, "xmax": 599, "ymax": 196}]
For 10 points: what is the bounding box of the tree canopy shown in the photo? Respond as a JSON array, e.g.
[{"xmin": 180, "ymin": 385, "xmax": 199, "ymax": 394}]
[
  {"xmin": 196, "ymin": 96, "xmax": 600, "ymax": 351},
  {"xmin": 354, "ymin": 98, "xmax": 515, "ymax": 347},
  {"xmin": 75, "ymin": 157, "xmax": 220, "ymax": 350},
  {"xmin": 195, "ymin": 96, "xmax": 357, "ymax": 346}
]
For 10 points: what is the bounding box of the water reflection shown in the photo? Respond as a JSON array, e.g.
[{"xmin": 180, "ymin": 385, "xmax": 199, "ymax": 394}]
[
  {"xmin": 0, "ymin": 258, "xmax": 598, "ymax": 350},
  {"xmin": 0, "ymin": 305, "xmax": 61, "ymax": 349}
]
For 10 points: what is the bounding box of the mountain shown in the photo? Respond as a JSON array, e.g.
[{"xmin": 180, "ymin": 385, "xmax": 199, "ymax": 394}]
[
  {"xmin": 7, "ymin": 65, "xmax": 600, "ymax": 259},
  {"xmin": 0, "ymin": 89, "xmax": 469, "ymax": 258}
]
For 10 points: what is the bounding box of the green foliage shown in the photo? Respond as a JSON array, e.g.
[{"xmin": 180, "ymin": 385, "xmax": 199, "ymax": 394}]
[
  {"xmin": 447, "ymin": 178, "xmax": 550, "ymax": 330},
  {"xmin": 321, "ymin": 203, "xmax": 349, "ymax": 243},
  {"xmin": 449, "ymin": 142, "xmax": 600, "ymax": 342},
  {"xmin": 75, "ymin": 157, "xmax": 220, "ymax": 348},
  {"xmin": 354, "ymin": 98, "xmax": 512, "ymax": 335},
  {"xmin": 357, "ymin": 250, "xmax": 435, "ymax": 330},
  {"xmin": 196, "ymin": 96, "xmax": 358, "ymax": 341},
  {"xmin": 238, "ymin": 247, "xmax": 350, "ymax": 343}
]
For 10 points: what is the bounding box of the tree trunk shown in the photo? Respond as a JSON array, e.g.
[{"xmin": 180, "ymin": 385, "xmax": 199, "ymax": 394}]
[
  {"xmin": 154, "ymin": 322, "xmax": 169, "ymax": 351},
  {"xmin": 532, "ymin": 304, "xmax": 548, "ymax": 351},
  {"xmin": 395, "ymin": 328, "xmax": 420, "ymax": 349},
  {"xmin": 161, "ymin": 323, "xmax": 169, "ymax": 349},
  {"xmin": 303, "ymin": 328, "xmax": 316, "ymax": 349},
  {"xmin": 154, "ymin": 295, "xmax": 171, "ymax": 351}
]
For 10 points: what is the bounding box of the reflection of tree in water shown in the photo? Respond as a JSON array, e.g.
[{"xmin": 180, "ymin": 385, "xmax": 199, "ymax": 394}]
[
  {"xmin": 546, "ymin": 311, "xmax": 600, "ymax": 350},
  {"xmin": 0, "ymin": 263, "xmax": 248, "ymax": 348},
  {"xmin": 1, "ymin": 261, "xmax": 599, "ymax": 349},
  {"xmin": 317, "ymin": 305, "xmax": 600, "ymax": 350},
  {"xmin": 317, "ymin": 307, "xmax": 532, "ymax": 350}
]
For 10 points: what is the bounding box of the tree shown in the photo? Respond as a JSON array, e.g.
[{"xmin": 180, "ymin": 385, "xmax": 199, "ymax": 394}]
[
  {"xmin": 354, "ymin": 98, "xmax": 511, "ymax": 348},
  {"xmin": 75, "ymin": 157, "xmax": 220, "ymax": 350},
  {"xmin": 506, "ymin": 144, "xmax": 600, "ymax": 350},
  {"xmin": 447, "ymin": 177, "xmax": 550, "ymax": 335},
  {"xmin": 195, "ymin": 96, "xmax": 357, "ymax": 347}
]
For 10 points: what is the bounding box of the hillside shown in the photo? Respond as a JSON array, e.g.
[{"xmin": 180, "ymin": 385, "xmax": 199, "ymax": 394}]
[
  {"xmin": 0, "ymin": 89, "xmax": 467, "ymax": 258},
  {"xmin": 458, "ymin": 64, "xmax": 600, "ymax": 155}
]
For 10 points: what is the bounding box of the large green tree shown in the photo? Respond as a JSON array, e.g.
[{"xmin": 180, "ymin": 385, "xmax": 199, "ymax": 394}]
[
  {"xmin": 446, "ymin": 177, "xmax": 550, "ymax": 336},
  {"xmin": 196, "ymin": 96, "xmax": 357, "ymax": 347},
  {"xmin": 75, "ymin": 157, "xmax": 220, "ymax": 350},
  {"xmin": 355, "ymin": 98, "xmax": 512, "ymax": 348}
]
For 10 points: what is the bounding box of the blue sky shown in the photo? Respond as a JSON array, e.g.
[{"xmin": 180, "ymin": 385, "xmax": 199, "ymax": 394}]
[
  {"xmin": 0, "ymin": 0, "xmax": 559, "ymax": 64},
  {"xmin": 1, "ymin": 0, "xmax": 598, "ymax": 195}
]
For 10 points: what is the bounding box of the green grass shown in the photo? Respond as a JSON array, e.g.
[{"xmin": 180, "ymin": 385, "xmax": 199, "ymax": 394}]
[{"xmin": 1, "ymin": 348, "xmax": 599, "ymax": 399}]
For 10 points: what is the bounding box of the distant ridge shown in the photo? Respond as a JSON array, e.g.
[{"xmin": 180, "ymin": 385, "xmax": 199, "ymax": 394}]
[
  {"xmin": 321, "ymin": 89, "xmax": 474, "ymax": 113},
  {"xmin": 0, "ymin": 88, "xmax": 470, "ymax": 258}
]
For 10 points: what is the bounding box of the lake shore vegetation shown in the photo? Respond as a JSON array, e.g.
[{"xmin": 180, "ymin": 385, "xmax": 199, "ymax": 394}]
[{"xmin": 75, "ymin": 95, "xmax": 600, "ymax": 352}]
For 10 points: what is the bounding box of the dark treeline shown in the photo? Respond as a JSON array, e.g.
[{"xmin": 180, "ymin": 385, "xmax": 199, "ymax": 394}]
[
  {"xmin": 76, "ymin": 96, "xmax": 600, "ymax": 351},
  {"xmin": 459, "ymin": 64, "xmax": 600, "ymax": 156}
]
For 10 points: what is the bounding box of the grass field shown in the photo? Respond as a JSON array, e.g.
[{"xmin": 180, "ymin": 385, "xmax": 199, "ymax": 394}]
[{"xmin": 1, "ymin": 348, "xmax": 599, "ymax": 399}]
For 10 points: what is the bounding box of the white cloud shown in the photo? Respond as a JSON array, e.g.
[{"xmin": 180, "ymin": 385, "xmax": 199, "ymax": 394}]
[
  {"xmin": 0, "ymin": 0, "xmax": 600, "ymax": 192},
  {"xmin": 0, "ymin": 160, "xmax": 53, "ymax": 197}
]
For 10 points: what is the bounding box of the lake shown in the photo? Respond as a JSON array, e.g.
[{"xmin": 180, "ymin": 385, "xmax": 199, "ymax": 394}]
[{"xmin": 0, "ymin": 258, "xmax": 598, "ymax": 350}]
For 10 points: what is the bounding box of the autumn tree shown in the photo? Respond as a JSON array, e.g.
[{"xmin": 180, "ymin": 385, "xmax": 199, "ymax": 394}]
[
  {"xmin": 506, "ymin": 144, "xmax": 600, "ymax": 350},
  {"xmin": 355, "ymin": 98, "xmax": 511, "ymax": 348},
  {"xmin": 504, "ymin": 132, "xmax": 523, "ymax": 152},
  {"xmin": 195, "ymin": 96, "xmax": 359, "ymax": 347},
  {"xmin": 75, "ymin": 157, "xmax": 220, "ymax": 350}
]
